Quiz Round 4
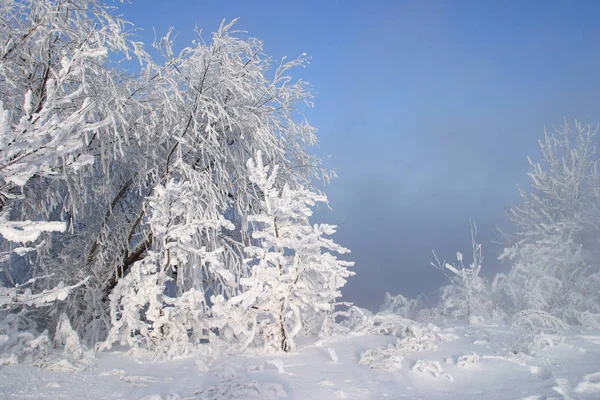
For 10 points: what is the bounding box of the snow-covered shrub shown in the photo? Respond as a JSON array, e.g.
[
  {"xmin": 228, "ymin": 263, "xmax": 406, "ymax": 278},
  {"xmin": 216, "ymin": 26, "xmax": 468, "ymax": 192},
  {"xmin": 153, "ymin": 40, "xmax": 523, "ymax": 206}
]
[
  {"xmin": 431, "ymin": 221, "xmax": 493, "ymax": 320},
  {"xmin": 509, "ymin": 310, "xmax": 567, "ymax": 355},
  {"xmin": 0, "ymin": 313, "xmax": 51, "ymax": 366},
  {"xmin": 53, "ymin": 313, "xmax": 84, "ymax": 359},
  {"xmin": 510, "ymin": 310, "xmax": 568, "ymax": 332},
  {"xmin": 500, "ymin": 121, "xmax": 600, "ymax": 323},
  {"xmin": 102, "ymin": 177, "xmax": 233, "ymax": 358},
  {"xmin": 415, "ymin": 307, "xmax": 442, "ymax": 323},
  {"xmin": 380, "ymin": 292, "xmax": 423, "ymax": 320},
  {"xmin": 318, "ymin": 303, "xmax": 365, "ymax": 337},
  {"xmin": 380, "ymin": 292, "xmax": 444, "ymax": 323},
  {"xmin": 0, "ymin": 274, "xmax": 86, "ymax": 364},
  {"xmin": 331, "ymin": 305, "xmax": 419, "ymax": 338},
  {"xmin": 500, "ymin": 224, "xmax": 587, "ymax": 314},
  {"xmin": 358, "ymin": 319, "xmax": 458, "ymax": 370},
  {"xmin": 212, "ymin": 153, "xmax": 354, "ymax": 353},
  {"xmin": 360, "ymin": 343, "xmax": 404, "ymax": 370},
  {"xmin": 574, "ymin": 311, "xmax": 600, "ymax": 328},
  {"xmin": 510, "ymin": 330, "xmax": 564, "ymax": 356}
]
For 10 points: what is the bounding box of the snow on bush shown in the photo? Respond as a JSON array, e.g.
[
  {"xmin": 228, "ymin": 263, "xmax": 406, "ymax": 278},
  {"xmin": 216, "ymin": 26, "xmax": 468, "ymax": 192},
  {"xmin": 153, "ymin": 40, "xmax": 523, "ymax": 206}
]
[
  {"xmin": 359, "ymin": 344, "xmax": 404, "ymax": 370},
  {"xmin": 576, "ymin": 311, "xmax": 600, "ymax": 328},
  {"xmin": 0, "ymin": 310, "xmax": 91, "ymax": 371},
  {"xmin": 499, "ymin": 122, "xmax": 600, "ymax": 323},
  {"xmin": 574, "ymin": 372, "xmax": 600, "ymax": 394},
  {"xmin": 431, "ymin": 221, "xmax": 494, "ymax": 320},
  {"xmin": 380, "ymin": 292, "xmax": 423, "ymax": 320},
  {"xmin": 359, "ymin": 319, "xmax": 458, "ymax": 370},
  {"xmin": 101, "ymin": 177, "xmax": 233, "ymax": 359},
  {"xmin": 0, "ymin": 274, "xmax": 87, "ymax": 365},
  {"xmin": 53, "ymin": 313, "xmax": 85, "ymax": 359},
  {"xmin": 510, "ymin": 330, "xmax": 564, "ymax": 356},
  {"xmin": 330, "ymin": 304, "xmax": 423, "ymax": 339},
  {"xmin": 510, "ymin": 310, "xmax": 568, "ymax": 332},
  {"xmin": 0, "ymin": 316, "xmax": 51, "ymax": 366},
  {"xmin": 508, "ymin": 310, "xmax": 567, "ymax": 355}
]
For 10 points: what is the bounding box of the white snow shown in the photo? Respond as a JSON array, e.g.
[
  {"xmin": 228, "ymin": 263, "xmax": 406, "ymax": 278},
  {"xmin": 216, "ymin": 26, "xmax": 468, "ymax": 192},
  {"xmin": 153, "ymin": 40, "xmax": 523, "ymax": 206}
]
[
  {"xmin": 0, "ymin": 220, "xmax": 66, "ymax": 243},
  {"xmin": 2, "ymin": 322, "xmax": 600, "ymax": 399}
]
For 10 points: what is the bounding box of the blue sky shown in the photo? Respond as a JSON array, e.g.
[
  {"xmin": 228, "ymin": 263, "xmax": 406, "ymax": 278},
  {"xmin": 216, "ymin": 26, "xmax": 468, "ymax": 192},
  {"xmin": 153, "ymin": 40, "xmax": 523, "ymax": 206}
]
[{"xmin": 120, "ymin": 0, "xmax": 600, "ymax": 309}]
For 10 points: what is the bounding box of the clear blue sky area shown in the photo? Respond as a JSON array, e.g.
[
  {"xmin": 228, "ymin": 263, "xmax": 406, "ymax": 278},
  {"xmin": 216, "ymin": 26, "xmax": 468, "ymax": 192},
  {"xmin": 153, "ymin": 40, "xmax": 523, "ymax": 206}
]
[{"xmin": 119, "ymin": 0, "xmax": 600, "ymax": 309}]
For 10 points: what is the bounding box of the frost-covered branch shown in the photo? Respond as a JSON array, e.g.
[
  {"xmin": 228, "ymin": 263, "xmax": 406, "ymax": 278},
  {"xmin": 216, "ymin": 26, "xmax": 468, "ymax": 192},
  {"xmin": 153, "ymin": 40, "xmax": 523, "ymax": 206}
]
[{"xmin": 431, "ymin": 220, "xmax": 492, "ymax": 320}]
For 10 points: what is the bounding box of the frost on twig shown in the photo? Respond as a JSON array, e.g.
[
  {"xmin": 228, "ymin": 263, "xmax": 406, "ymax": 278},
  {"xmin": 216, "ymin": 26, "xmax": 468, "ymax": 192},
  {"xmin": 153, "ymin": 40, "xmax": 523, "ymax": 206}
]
[{"xmin": 430, "ymin": 220, "xmax": 493, "ymax": 320}]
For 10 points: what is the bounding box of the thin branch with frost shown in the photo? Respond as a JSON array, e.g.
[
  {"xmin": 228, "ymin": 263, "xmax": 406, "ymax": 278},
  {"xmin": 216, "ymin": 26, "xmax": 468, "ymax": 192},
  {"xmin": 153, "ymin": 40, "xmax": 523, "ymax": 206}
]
[{"xmin": 430, "ymin": 220, "xmax": 492, "ymax": 320}]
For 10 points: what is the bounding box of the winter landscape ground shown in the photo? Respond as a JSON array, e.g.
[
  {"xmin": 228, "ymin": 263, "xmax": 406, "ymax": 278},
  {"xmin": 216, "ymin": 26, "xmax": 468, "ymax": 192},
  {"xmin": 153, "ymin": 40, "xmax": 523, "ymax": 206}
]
[{"xmin": 2, "ymin": 320, "xmax": 600, "ymax": 400}]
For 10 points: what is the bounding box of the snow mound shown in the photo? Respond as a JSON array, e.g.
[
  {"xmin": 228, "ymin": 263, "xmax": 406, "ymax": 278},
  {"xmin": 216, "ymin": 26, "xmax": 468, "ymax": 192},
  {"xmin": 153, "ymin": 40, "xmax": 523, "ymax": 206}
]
[
  {"xmin": 359, "ymin": 320, "xmax": 457, "ymax": 370},
  {"xmin": 412, "ymin": 359, "xmax": 453, "ymax": 381},
  {"xmin": 456, "ymin": 352, "xmax": 480, "ymax": 367},
  {"xmin": 190, "ymin": 377, "xmax": 287, "ymax": 399},
  {"xmin": 360, "ymin": 343, "xmax": 404, "ymax": 370},
  {"xmin": 575, "ymin": 372, "xmax": 600, "ymax": 393}
]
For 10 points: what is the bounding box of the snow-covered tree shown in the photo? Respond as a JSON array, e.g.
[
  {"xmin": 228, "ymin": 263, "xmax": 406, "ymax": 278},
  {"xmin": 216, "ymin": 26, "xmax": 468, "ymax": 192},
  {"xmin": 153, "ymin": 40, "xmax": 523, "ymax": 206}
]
[
  {"xmin": 0, "ymin": 0, "xmax": 333, "ymax": 348},
  {"xmin": 431, "ymin": 221, "xmax": 492, "ymax": 320},
  {"xmin": 499, "ymin": 121, "xmax": 600, "ymax": 325},
  {"xmin": 212, "ymin": 152, "xmax": 354, "ymax": 353},
  {"xmin": 0, "ymin": 0, "xmax": 151, "ymax": 344}
]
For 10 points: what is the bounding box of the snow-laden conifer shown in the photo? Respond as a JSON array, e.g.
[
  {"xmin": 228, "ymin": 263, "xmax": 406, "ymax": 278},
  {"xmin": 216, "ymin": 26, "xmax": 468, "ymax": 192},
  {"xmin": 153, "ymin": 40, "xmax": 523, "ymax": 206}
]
[{"xmin": 213, "ymin": 152, "xmax": 353, "ymax": 352}]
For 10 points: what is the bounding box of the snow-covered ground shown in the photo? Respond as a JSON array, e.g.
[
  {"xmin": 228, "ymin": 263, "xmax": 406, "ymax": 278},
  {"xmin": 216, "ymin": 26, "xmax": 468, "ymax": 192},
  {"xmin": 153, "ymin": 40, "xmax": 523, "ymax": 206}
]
[{"xmin": 2, "ymin": 322, "xmax": 600, "ymax": 400}]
